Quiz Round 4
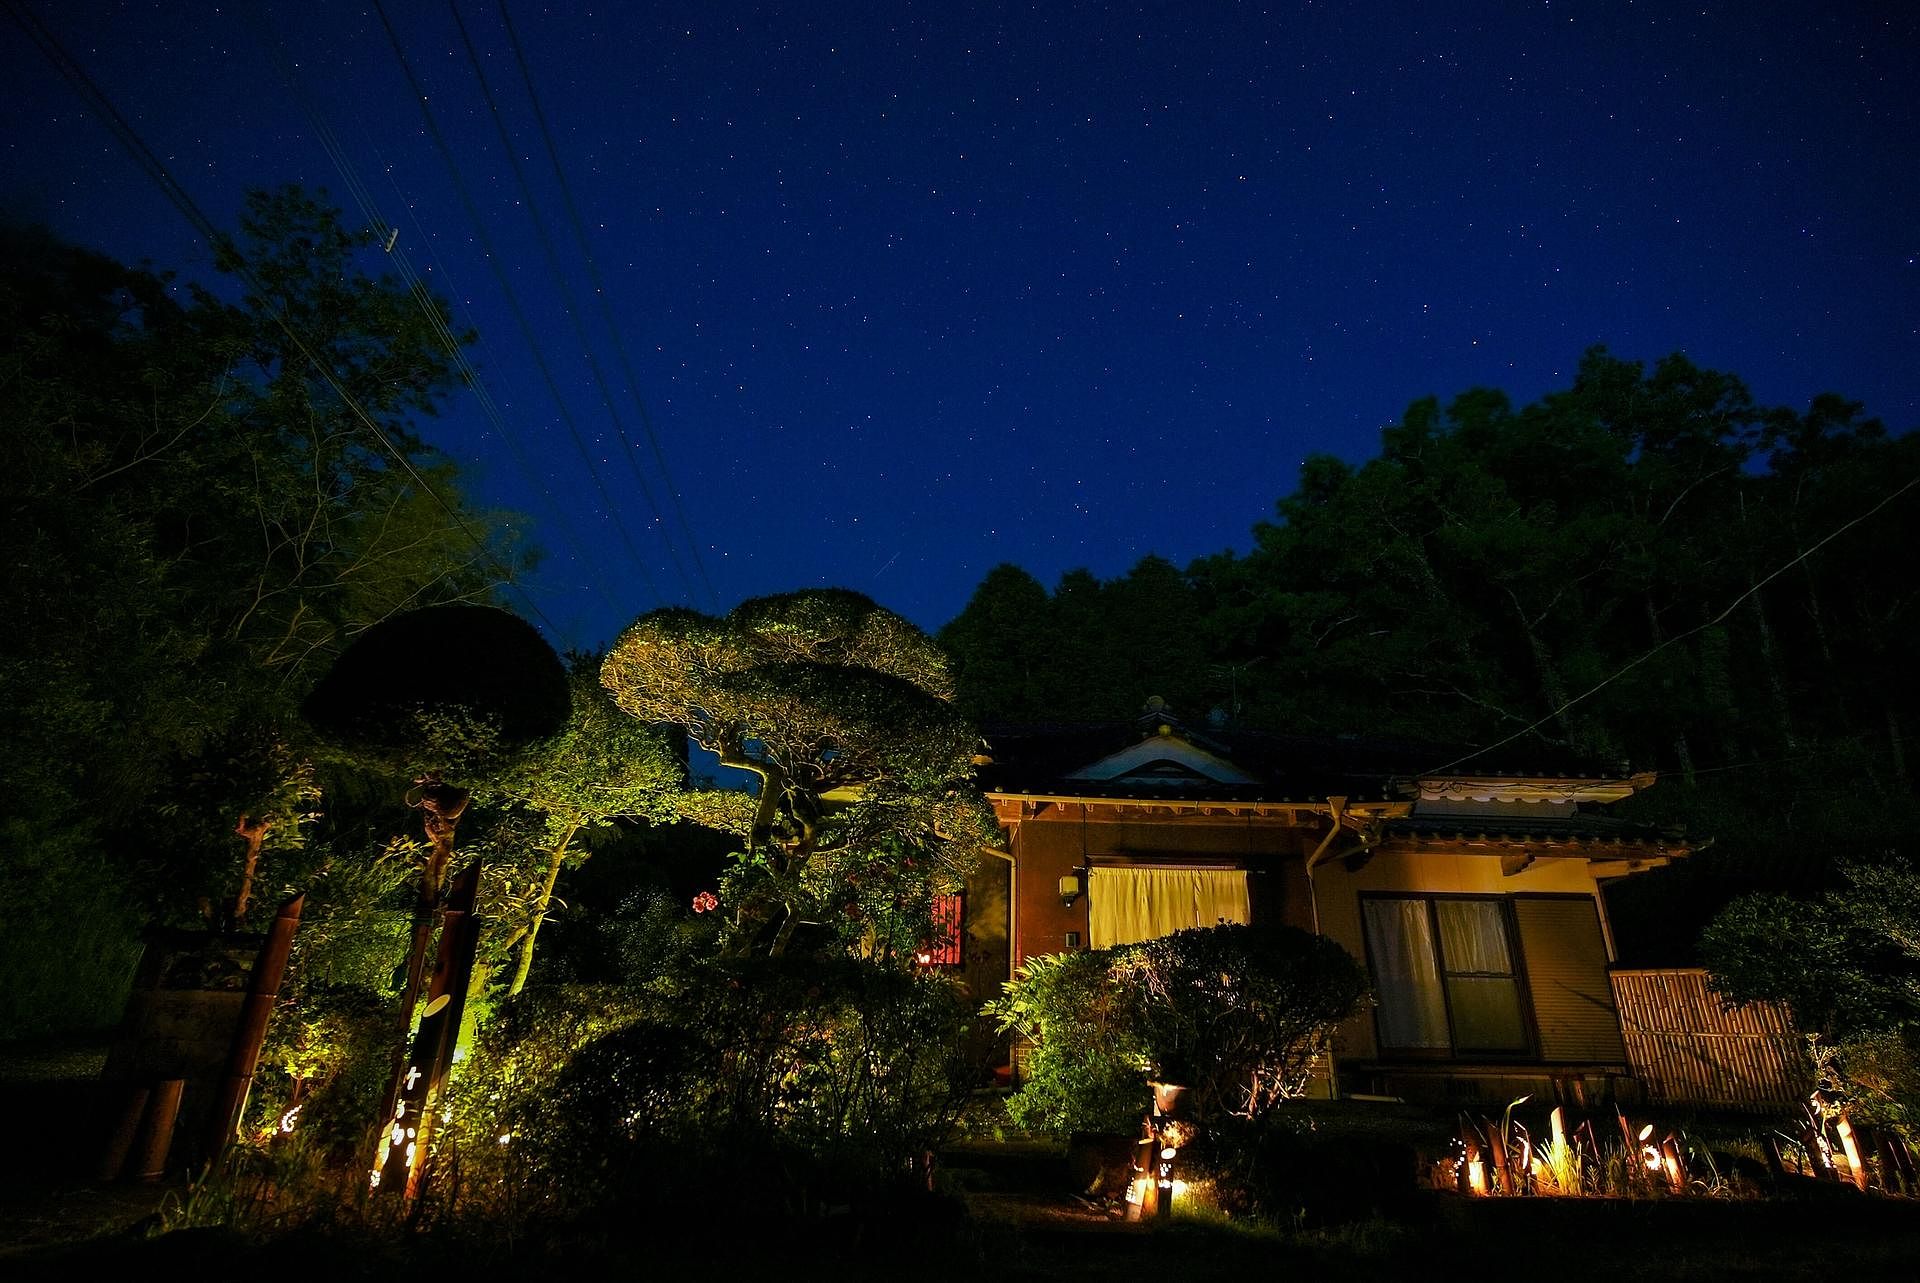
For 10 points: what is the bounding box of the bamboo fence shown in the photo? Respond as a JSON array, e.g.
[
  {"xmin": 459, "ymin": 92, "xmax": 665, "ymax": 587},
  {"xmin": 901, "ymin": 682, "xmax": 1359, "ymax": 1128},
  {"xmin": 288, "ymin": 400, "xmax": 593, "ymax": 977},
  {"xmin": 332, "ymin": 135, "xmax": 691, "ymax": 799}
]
[{"xmin": 1610, "ymin": 968, "xmax": 1805, "ymax": 1112}]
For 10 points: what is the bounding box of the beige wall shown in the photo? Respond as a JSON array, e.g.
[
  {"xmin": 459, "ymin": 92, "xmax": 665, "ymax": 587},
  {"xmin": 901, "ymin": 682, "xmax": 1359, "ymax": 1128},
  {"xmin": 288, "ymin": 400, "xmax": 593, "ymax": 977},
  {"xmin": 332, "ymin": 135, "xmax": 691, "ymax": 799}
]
[
  {"xmin": 1005, "ymin": 811, "xmax": 1312, "ymax": 966},
  {"xmin": 1314, "ymin": 848, "xmax": 1615, "ymax": 1062},
  {"xmin": 983, "ymin": 808, "xmax": 1633, "ymax": 1078},
  {"xmin": 960, "ymin": 856, "xmax": 1012, "ymax": 1009}
]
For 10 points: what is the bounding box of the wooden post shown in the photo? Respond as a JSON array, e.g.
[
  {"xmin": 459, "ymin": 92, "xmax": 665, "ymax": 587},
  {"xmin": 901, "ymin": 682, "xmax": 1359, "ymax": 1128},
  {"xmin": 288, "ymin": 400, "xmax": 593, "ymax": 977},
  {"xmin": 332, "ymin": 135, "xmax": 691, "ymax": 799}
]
[
  {"xmin": 375, "ymin": 782, "xmax": 470, "ymax": 1134},
  {"xmin": 376, "ymin": 861, "xmax": 483, "ymax": 1199},
  {"xmin": 1799, "ymin": 1124, "xmax": 1837, "ymax": 1181},
  {"xmin": 204, "ymin": 894, "xmax": 304, "ymax": 1162},
  {"xmin": 1125, "ymin": 1120, "xmax": 1155, "ymax": 1221},
  {"xmin": 134, "ymin": 1079, "xmax": 185, "ymax": 1182},
  {"xmin": 98, "ymin": 1085, "xmax": 151, "ymax": 1182},
  {"xmin": 1658, "ymin": 1137, "xmax": 1687, "ymax": 1194},
  {"xmin": 231, "ymin": 814, "xmax": 272, "ymax": 924},
  {"xmin": 1761, "ymin": 1134, "xmax": 1788, "ymax": 1182},
  {"xmin": 1881, "ymin": 1131, "xmax": 1916, "ymax": 1195},
  {"xmin": 1484, "ymin": 1119, "xmax": 1512, "ymax": 1195},
  {"xmin": 1833, "ymin": 1114, "xmax": 1868, "ymax": 1192}
]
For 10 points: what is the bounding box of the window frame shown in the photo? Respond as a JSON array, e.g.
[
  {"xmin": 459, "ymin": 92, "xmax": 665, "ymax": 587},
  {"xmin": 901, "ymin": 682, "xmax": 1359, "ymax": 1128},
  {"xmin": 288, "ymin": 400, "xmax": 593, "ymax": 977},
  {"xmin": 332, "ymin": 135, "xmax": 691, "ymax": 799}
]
[
  {"xmin": 917, "ymin": 892, "xmax": 966, "ymax": 968},
  {"xmin": 1358, "ymin": 892, "xmax": 1538, "ymax": 1061}
]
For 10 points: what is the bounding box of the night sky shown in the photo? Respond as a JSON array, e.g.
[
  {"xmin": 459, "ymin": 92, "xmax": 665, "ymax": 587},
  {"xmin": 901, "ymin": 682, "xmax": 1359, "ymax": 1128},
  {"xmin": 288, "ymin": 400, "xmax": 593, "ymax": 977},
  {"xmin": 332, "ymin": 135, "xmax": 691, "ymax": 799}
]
[{"xmin": 5, "ymin": 2, "xmax": 1915, "ymax": 650}]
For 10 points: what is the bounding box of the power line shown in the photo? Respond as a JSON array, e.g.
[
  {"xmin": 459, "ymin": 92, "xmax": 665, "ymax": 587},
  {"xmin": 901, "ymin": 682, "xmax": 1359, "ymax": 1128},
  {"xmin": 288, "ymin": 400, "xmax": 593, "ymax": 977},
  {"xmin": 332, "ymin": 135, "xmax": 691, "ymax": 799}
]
[
  {"xmin": 245, "ymin": 6, "xmax": 626, "ymax": 637},
  {"xmin": 368, "ymin": 0, "xmax": 672, "ymax": 611},
  {"xmin": 440, "ymin": 0, "xmax": 706, "ymax": 607},
  {"xmin": 495, "ymin": 0, "xmax": 721, "ymax": 609},
  {"xmin": 1419, "ymin": 470, "xmax": 1920, "ymax": 779},
  {"xmin": 4, "ymin": 0, "xmax": 565, "ymax": 642}
]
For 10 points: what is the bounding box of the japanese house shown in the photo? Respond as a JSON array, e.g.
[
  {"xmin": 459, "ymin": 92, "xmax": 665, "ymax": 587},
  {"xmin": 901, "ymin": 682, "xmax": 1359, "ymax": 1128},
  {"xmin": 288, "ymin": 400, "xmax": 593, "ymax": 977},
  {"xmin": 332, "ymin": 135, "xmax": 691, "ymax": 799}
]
[{"xmin": 955, "ymin": 703, "xmax": 1698, "ymax": 1105}]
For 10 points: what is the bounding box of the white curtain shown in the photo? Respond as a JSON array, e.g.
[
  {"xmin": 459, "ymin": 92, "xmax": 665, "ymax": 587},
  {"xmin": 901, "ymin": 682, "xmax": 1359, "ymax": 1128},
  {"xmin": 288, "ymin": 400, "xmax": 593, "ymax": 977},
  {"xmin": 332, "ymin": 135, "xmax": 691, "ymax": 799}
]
[
  {"xmin": 1088, "ymin": 867, "xmax": 1251, "ymax": 948},
  {"xmin": 1362, "ymin": 898, "xmax": 1449, "ymax": 1050},
  {"xmin": 1435, "ymin": 900, "xmax": 1527, "ymax": 1050}
]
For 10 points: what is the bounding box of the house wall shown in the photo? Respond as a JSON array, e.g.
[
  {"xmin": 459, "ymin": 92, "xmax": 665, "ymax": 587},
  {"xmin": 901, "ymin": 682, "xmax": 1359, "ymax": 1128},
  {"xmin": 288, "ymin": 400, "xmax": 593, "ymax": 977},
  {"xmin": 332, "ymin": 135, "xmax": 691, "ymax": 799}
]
[
  {"xmin": 1313, "ymin": 848, "xmax": 1622, "ymax": 1065},
  {"xmin": 1006, "ymin": 811, "xmax": 1317, "ymax": 967},
  {"xmin": 960, "ymin": 856, "xmax": 1011, "ymax": 1009}
]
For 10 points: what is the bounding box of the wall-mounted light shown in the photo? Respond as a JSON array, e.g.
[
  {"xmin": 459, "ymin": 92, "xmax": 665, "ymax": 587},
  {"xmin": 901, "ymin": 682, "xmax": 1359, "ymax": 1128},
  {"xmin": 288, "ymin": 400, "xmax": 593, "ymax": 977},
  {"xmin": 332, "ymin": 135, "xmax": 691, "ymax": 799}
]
[{"xmin": 1058, "ymin": 872, "xmax": 1083, "ymax": 907}]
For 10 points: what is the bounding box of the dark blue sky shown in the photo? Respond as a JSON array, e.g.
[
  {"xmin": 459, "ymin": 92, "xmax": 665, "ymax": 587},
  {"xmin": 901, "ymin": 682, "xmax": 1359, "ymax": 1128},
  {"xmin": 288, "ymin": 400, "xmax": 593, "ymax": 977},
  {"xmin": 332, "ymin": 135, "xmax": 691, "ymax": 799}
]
[{"xmin": 6, "ymin": 1, "xmax": 1915, "ymax": 649}]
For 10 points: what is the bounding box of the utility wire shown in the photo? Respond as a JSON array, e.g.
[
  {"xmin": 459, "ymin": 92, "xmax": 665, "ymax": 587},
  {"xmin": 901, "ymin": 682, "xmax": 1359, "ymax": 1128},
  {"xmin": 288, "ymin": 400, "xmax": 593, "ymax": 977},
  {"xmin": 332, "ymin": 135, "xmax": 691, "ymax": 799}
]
[
  {"xmin": 369, "ymin": 0, "xmax": 670, "ymax": 609},
  {"xmin": 440, "ymin": 0, "xmax": 703, "ymax": 606},
  {"xmin": 495, "ymin": 0, "xmax": 721, "ymax": 609},
  {"xmin": 1419, "ymin": 470, "xmax": 1920, "ymax": 779},
  {"xmin": 4, "ymin": 0, "xmax": 564, "ymax": 642},
  {"xmin": 246, "ymin": 6, "xmax": 625, "ymax": 636}
]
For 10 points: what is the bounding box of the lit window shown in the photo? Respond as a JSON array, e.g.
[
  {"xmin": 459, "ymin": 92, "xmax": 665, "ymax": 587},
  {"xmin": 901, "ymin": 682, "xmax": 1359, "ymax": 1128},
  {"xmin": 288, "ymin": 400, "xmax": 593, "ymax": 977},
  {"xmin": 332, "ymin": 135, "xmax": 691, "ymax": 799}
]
[
  {"xmin": 1361, "ymin": 895, "xmax": 1528, "ymax": 1056},
  {"xmin": 918, "ymin": 893, "xmax": 964, "ymax": 966}
]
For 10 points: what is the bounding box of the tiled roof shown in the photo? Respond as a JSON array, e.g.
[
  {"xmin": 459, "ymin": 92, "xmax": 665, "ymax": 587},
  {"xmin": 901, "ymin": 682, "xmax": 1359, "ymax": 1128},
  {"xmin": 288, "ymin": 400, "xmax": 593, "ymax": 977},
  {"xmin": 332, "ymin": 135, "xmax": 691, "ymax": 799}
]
[
  {"xmin": 1385, "ymin": 812, "xmax": 1686, "ymax": 852},
  {"xmin": 975, "ymin": 718, "xmax": 1635, "ymax": 802}
]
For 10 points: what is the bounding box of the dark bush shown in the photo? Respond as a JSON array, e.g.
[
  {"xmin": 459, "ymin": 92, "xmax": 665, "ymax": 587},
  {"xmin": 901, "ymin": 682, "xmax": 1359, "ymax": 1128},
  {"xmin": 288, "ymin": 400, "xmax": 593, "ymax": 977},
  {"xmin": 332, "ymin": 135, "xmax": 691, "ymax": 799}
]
[
  {"xmin": 451, "ymin": 960, "xmax": 976, "ymax": 1220},
  {"xmin": 990, "ymin": 923, "xmax": 1369, "ymax": 1134},
  {"xmin": 1185, "ymin": 1111, "xmax": 1423, "ymax": 1226}
]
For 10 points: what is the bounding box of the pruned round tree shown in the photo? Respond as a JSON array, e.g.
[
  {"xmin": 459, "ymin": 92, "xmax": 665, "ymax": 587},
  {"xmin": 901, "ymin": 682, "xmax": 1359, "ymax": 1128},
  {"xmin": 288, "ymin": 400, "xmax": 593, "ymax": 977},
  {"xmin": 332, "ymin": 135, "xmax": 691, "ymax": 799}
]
[
  {"xmin": 602, "ymin": 589, "xmax": 994, "ymax": 957},
  {"xmin": 304, "ymin": 603, "xmax": 570, "ymax": 765}
]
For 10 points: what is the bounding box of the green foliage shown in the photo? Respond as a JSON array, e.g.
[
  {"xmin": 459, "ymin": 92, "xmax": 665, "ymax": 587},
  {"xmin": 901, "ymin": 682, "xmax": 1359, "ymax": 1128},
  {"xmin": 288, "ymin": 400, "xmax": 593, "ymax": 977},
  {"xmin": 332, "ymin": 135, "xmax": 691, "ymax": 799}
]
[
  {"xmin": 601, "ymin": 885, "xmax": 723, "ymax": 984},
  {"xmin": 602, "ymin": 589, "xmax": 990, "ymax": 957},
  {"xmin": 460, "ymin": 658, "xmax": 685, "ymax": 993},
  {"xmin": 990, "ymin": 947, "xmax": 1152, "ymax": 1134},
  {"xmin": 939, "ymin": 558, "xmax": 1212, "ymax": 722},
  {"xmin": 1702, "ymin": 859, "xmax": 1920, "ymax": 1038},
  {"xmin": 246, "ymin": 839, "xmax": 414, "ymax": 1156},
  {"xmin": 1702, "ymin": 858, "xmax": 1920, "ymax": 1122},
  {"xmin": 1120, "ymin": 924, "xmax": 1372, "ymax": 1117},
  {"xmin": 302, "ymin": 604, "xmax": 570, "ymax": 778},
  {"xmin": 0, "ymin": 191, "xmax": 526, "ymax": 1033},
  {"xmin": 990, "ymin": 924, "xmax": 1368, "ymax": 1135},
  {"xmin": 451, "ymin": 960, "xmax": 975, "ymax": 1219},
  {"xmin": 491, "ymin": 660, "xmax": 683, "ymax": 844}
]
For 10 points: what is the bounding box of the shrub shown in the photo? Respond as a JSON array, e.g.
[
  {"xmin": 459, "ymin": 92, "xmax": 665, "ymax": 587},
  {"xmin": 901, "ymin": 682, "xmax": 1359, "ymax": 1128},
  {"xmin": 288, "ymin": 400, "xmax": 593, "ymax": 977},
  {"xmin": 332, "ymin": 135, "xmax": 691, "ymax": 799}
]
[
  {"xmin": 988, "ymin": 947, "xmax": 1154, "ymax": 1135},
  {"xmin": 989, "ymin": 923, "xmax": 1369, "ymax": 1135},
  {"xmin": 1122, "ymin": 924, "xmax": 1371, "ymax": 1119},
  {"xmin": 1702, "ymin": 858, "xmax": 1920, "ymax": 1126},
  {"xmin": 443, "ymin": 983, "xmax": 653, "ymax": 1222},
  {"xmin": 452, "ymin": 959, "xmax": 976, "ymax": 1218}
]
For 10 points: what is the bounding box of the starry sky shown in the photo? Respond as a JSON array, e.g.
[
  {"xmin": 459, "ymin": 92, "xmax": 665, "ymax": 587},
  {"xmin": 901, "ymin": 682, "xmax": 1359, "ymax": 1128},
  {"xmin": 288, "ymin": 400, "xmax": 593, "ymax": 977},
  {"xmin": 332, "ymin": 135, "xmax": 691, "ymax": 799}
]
[{"xmin": 4, "ymin": 1, "xmax": 1916, "ymax": 650}]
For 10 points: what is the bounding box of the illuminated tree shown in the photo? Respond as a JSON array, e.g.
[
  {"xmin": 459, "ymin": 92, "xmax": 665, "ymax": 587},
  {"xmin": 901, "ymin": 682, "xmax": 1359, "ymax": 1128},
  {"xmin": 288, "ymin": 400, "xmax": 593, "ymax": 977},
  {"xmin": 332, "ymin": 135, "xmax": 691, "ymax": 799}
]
[
  {"xmin": 486, "ymin": 660, "xmax": 684, "ymax": 994},
  {"xmin": 601, "ymin": 589, "xmax": 995, "ymax": 957}
]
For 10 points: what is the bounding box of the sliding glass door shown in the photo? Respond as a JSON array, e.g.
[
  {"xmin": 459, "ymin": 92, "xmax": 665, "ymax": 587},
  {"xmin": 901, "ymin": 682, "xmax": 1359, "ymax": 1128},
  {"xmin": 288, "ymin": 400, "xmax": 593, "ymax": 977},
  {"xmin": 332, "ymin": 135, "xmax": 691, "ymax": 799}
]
[{"xmin": 1361, "ymin": 895, "xmax": 1529, "ymax": 1056}]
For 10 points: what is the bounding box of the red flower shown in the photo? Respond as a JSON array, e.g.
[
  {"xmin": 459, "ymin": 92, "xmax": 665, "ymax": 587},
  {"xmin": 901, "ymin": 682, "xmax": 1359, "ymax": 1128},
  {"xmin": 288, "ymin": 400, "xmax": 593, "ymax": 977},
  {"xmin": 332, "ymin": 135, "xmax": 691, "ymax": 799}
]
[{"xmin": 691, "ymin": 891, "xmax": 720, "ymax": 914}]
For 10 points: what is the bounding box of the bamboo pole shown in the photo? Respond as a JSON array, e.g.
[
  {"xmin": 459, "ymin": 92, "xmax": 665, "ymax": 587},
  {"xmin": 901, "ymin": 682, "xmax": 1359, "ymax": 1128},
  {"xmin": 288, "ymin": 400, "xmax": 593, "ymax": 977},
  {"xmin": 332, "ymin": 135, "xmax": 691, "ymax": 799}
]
[{"xmin": 204, "ymin": 894, "xmax": 304, "ymax": 1162}]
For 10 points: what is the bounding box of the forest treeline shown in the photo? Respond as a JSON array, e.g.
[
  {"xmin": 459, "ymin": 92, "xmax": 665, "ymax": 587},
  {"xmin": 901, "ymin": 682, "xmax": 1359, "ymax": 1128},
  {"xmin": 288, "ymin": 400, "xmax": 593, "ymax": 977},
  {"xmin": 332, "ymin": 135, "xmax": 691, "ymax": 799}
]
[{"xmin": 940, "ymin": 350, "xmax": 1920, "ymax": 957}]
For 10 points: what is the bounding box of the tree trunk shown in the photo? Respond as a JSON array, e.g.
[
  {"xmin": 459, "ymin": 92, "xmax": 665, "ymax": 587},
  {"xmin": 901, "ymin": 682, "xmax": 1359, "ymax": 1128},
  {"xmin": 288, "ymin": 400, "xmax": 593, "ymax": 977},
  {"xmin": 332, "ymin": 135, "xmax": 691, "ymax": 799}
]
[
  {"xmin": 507, "ymin": 824, "xmax": 578, "ymax": 997},
  {"xmin": 1508, "ymin": 593, "xmax": 1576, "ymax": 745},
  {"xmin": 1644, "ymin": 595, "xmax": 1695, "ymax": 782},
  {"xmin": 232, "ymin": 813, "xmax": 272, "ymax": 924},
  {"xmin": 1747, "ymin": 591, "xmax": 1799, "ymax": 751}
]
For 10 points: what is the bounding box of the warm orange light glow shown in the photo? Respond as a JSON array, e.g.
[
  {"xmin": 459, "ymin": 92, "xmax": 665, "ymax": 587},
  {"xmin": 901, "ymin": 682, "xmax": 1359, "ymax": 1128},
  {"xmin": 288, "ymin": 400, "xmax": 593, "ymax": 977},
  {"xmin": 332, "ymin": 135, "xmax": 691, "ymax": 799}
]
[{"xmin": 1835, "ymin": 1115, "xmax": 1868, "ymax": 1192}]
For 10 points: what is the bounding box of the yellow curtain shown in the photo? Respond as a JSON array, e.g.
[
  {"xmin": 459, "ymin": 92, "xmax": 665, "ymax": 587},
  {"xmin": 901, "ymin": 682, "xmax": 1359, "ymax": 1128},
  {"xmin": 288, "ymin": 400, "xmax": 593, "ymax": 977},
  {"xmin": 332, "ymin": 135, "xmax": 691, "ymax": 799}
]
[{"xmin": 1088, "ymin": 867, "xmax": 1251, "ymax": 948}]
